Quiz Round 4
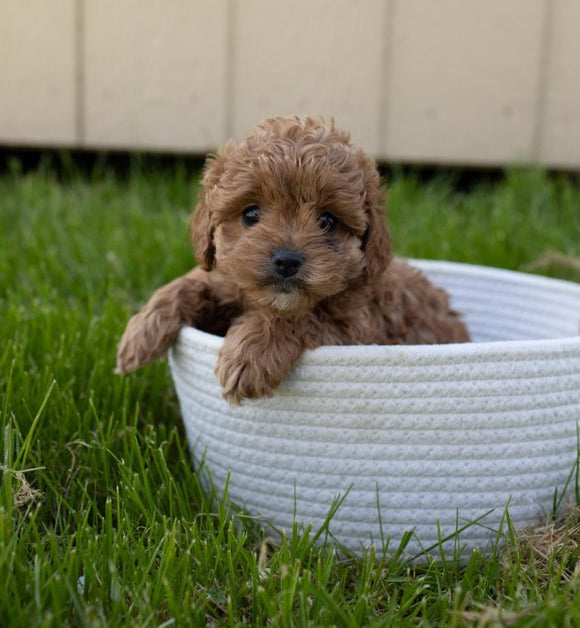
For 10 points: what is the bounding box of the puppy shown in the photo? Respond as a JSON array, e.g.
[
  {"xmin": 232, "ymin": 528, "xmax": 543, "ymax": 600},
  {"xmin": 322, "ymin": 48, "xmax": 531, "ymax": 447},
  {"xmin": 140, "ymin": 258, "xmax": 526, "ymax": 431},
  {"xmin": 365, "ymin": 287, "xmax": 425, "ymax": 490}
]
[{"xmin": 116, "ymin": 116, "xmax": 469, "ymax": 403}]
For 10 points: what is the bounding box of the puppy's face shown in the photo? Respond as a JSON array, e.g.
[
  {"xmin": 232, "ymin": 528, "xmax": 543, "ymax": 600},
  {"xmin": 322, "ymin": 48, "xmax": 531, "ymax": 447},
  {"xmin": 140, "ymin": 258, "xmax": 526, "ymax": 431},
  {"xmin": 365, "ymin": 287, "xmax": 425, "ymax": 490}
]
[
  {"xmin": 213, "ymin": 180, "xmax": 367, "ymax": 314},
  {"xmin": 192, "ymin": 117, "xmax": 391, "ymax": 314}
]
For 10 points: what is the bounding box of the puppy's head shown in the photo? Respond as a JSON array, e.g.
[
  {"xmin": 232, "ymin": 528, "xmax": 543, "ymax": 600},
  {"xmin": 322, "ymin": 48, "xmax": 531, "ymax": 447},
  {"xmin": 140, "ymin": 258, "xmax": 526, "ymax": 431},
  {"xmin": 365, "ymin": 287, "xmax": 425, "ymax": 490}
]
[{"xmin": 191, "ymin": 116, "xmax": 391, "ymax": 314}]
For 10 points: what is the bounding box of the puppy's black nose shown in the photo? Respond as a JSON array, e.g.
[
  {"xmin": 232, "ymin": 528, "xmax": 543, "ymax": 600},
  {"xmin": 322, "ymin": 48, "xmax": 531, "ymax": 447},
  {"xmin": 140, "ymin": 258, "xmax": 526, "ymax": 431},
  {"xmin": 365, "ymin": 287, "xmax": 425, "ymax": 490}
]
[{"xmin": 272, "ymin": 249, "xmax": 304, "ymax": 278}]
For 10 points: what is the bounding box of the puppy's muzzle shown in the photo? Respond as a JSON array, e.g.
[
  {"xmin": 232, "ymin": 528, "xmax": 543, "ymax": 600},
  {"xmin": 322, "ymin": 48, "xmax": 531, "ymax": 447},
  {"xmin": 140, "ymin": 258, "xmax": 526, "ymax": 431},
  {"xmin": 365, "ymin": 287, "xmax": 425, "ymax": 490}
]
[{"xmin": 271, "ymin": 249, "xmax": 304, "ymax": 279}]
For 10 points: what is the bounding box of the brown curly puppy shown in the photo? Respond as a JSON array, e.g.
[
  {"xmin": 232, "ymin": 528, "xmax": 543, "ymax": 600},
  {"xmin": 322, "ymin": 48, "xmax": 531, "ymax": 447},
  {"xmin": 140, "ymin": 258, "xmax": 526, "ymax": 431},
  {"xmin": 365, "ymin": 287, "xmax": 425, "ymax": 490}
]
[{"xmin": 116, "ymin": 116, "xmax": 469, "ymax": 403}]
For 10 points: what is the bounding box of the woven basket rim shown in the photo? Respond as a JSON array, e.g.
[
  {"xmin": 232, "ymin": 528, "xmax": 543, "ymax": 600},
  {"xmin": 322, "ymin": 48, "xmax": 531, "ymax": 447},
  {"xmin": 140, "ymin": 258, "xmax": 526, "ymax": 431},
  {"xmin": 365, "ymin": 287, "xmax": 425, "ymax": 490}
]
[{"xmin": 177, "ymin": 259, "xmax": 580, "ymax": 361}]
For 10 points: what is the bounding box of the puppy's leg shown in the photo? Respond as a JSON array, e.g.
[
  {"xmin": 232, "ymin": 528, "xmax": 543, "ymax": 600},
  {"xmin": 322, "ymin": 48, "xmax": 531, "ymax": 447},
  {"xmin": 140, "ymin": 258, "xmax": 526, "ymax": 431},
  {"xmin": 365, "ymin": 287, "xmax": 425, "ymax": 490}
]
[
  {"xmin": 216, "ymin": 312, "xmax": 305, "ymax": 404},
  {"xmin": 116, "ymin": 268, "xmax": 242, "ymax": 374}
]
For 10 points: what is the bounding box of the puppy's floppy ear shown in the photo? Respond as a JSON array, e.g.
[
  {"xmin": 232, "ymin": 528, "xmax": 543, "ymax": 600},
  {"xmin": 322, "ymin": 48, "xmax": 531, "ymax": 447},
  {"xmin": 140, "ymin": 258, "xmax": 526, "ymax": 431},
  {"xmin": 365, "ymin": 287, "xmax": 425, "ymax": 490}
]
[
  {"xmin": 190, "ymin": 149, "xmax": 230, "ymax": 270},
  {"xmin": 190, "ymin": 195, "xmax": 215, "ymax": 270},
  {"xmin": 360, "ymin": 158, "xmax": 392, "ymax": 280}
]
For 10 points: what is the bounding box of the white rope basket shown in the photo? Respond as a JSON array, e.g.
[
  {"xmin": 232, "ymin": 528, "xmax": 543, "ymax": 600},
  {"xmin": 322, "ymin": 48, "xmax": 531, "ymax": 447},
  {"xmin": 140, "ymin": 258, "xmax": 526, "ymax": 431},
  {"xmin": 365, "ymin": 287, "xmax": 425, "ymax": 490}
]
[{"xmin": 169, "ymin": 261, "xmax": 580, "ymax": 558}]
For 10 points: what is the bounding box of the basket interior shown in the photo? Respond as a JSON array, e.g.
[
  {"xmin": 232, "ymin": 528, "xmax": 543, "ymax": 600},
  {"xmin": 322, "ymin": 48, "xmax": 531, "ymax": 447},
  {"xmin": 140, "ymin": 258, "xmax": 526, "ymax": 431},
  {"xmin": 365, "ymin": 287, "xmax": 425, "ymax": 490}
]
[{"xmin": 417, "ymin": 261, "xmax": 580, "ymax": 343}]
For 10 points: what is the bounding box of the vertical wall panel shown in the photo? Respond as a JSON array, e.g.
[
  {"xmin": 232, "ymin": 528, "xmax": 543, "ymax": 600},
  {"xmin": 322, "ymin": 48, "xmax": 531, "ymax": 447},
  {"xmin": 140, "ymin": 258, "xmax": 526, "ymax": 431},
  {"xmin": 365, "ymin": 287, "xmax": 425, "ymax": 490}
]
[
  {"xmin": 0, "ymin": 0, "xmax": 579, "ymax": 169},
  {"xmin": 83, "ymin": 0, "xmax": 228, "ymax": 152},
  {"xmin": 231, "ymin": 0, "xmax": 387, "ymax": 155},
  {"xmin": 384, "ymin": 0, "xmax": 545, "ymax": 165},
  {"xmin": 0, "ymin": 0, "xmax": 77, "ymax": 146},
  {"xmin": 538, "ymin": 0, "xmax": 580, "ymax": 168}
]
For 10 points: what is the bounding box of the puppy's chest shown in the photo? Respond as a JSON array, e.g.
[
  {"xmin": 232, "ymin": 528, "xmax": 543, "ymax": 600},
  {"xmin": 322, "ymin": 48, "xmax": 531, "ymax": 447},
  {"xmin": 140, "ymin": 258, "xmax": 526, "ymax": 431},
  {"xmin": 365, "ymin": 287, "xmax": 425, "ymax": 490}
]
[{"xmin": 303, "ymin": 303, "xmax": 378, "ymax": 348}]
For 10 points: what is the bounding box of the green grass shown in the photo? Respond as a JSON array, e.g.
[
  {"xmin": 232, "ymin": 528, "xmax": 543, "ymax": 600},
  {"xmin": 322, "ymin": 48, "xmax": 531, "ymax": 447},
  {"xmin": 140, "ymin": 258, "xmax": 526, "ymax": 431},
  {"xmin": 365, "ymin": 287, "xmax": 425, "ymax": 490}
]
[{"xmin": 1, "ymin": 159, "xmax": 580, "ymax": 626}]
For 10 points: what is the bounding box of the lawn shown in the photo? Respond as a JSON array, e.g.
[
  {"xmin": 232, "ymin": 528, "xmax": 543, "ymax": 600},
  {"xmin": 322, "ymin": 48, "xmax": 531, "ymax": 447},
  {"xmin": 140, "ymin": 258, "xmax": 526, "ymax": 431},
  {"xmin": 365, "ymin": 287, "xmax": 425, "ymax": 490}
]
[{"xmin": 1, "ymin": 158, "xmax": 580, "ymax": 626}]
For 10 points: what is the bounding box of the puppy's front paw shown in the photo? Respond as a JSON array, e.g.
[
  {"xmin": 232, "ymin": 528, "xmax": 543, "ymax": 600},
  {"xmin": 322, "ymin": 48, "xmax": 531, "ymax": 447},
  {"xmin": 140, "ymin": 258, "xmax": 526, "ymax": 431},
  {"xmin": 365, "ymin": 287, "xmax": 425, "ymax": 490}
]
[
  {"xmin": 115, "ymin": 310, "xmax": 180, "ymax": 374},
  {"xmin": 115, "ymin": 339, "xmax": 140, "ymax": 374},
  {"xmin": 115, "ymin": 313, "xmax": 157, "ymax": 374},
  {"xmin": 216, "ymin": 348, "xmax": 277, "ymax": 404}
]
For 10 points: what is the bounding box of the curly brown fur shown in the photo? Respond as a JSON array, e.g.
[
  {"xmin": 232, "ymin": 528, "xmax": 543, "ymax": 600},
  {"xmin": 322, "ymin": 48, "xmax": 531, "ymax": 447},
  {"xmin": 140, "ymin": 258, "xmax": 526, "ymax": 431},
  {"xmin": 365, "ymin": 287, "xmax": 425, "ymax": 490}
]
[{"xmin": 116, "ymin": 116, "xmax": 469, "ymax": 403}]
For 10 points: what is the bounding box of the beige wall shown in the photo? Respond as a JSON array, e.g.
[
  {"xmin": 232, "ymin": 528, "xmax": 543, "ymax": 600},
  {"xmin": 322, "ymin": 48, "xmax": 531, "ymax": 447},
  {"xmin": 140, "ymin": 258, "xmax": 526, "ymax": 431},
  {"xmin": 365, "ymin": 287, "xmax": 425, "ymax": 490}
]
[{"xmin": 1, "ymin": 0, "xmax": 579, "ymax": 168}]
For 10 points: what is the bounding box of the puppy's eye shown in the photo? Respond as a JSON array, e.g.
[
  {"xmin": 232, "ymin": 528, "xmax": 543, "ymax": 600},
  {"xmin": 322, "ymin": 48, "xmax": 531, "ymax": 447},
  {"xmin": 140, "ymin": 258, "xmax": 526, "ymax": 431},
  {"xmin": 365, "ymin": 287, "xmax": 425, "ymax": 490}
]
[
  {"xmin": 242, "ymin": 205, "xmax": 261, "ymax": 227},
  {"xmin": 318, "ymin": 211, "xmax": 338, "ymax": 234}
]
